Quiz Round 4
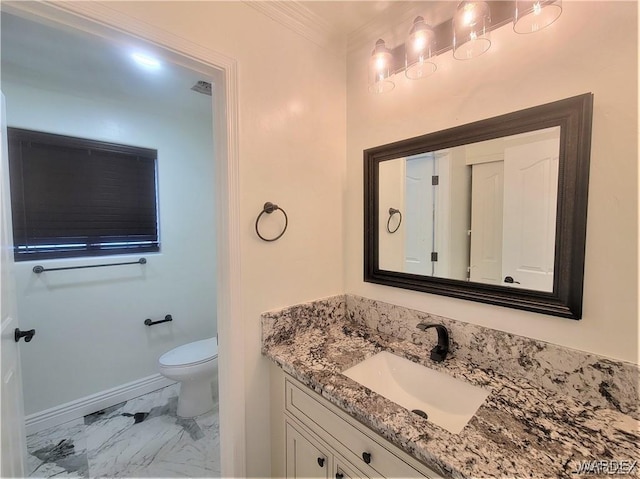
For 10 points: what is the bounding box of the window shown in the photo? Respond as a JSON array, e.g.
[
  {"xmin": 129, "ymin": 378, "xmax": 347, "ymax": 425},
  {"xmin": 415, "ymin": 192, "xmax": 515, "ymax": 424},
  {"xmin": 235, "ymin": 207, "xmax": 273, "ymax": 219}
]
[{"xmin": 7, "ymin": 128, "xmax": 159, "ymax": 261}]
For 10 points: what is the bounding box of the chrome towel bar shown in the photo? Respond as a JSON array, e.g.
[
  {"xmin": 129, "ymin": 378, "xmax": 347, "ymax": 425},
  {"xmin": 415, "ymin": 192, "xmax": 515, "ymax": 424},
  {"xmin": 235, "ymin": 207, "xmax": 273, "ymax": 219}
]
[
  {"xmin": 144, "ymin": 315, "xmax": 173, "ymax": 326},
  {"xmin": 32, "ymin": 257, "xmax": 147, "ymax": 274}
]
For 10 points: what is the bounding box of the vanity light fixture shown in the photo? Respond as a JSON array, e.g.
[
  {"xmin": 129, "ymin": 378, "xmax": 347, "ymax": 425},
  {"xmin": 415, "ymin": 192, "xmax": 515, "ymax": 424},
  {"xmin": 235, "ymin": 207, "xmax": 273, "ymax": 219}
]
[
  {"xmin": 405, "ymin": 16, "xmax": 437, "ymax": 80},
  {"xmin": 368, "ymin": 39, "xmax": 395, "ymax": 93},
  {"xmin": 453, "ymin": 1, "xmax": 492, "ymax": 60},
  {"xmin": 513, "ymin": 0, "xmax": 562, "ymax": 34},
  {"xmin": 368, "ymin": 0, "xmax": 563, "ymax": 93}
]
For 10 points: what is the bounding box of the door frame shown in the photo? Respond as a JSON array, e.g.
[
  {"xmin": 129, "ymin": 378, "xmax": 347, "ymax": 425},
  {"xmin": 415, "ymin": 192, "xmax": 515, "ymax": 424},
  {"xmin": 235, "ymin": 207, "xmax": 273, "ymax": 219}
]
[{"xmin": 1, "ymin": 2, "xmax": 245, "ymax": 476}]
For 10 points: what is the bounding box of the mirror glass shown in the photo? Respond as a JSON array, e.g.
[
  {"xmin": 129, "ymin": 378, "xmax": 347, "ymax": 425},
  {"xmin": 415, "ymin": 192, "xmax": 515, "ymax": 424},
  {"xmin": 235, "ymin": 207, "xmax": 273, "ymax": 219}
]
[
  {"xmin": 378, "ymin": 126, "xmax": 560, "ymax": 292},
  {"xmin": 364, "ymin": 93, "xmax": 594, "ymax": 319}
]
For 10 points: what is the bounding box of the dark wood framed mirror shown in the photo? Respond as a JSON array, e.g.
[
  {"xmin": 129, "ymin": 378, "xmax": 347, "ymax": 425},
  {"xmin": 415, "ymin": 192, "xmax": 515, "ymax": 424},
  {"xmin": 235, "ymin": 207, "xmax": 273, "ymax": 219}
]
[{"xmin": 364, "ymin": 93, "xmax": 593, "ymax": 319}]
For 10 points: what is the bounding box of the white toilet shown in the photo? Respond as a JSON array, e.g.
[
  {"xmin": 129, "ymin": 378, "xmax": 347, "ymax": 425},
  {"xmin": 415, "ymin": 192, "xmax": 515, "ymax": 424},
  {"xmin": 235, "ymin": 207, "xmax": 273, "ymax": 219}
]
[{"xmin": 158, "ymin": 336, "xmax": 218, "ymax": 418}]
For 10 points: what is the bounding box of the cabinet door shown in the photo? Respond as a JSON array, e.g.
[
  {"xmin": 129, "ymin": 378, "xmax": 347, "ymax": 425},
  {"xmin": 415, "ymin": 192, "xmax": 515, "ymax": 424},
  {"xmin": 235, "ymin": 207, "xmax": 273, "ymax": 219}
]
[
  {"xmin": 334, "ymin": 456, "xmax": 369, "ymax": 479},
  {"xmin": 286, "ymin": 422, "xmax": 330, "ymax": 479}
]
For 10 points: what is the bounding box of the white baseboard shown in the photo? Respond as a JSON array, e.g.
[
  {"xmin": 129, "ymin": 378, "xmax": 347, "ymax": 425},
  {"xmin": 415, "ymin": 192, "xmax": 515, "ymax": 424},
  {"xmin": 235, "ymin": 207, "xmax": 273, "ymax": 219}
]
[{"xmin": 25, "ymin": 374, "xmax": 176, "ymax": 435}]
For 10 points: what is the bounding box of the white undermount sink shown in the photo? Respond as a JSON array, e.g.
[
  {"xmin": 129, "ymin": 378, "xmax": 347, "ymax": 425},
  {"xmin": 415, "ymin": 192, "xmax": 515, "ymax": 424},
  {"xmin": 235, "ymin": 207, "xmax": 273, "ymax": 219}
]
[{"xmin": 342, "ymin": 351, "xmax": 490, "ymax": 434}]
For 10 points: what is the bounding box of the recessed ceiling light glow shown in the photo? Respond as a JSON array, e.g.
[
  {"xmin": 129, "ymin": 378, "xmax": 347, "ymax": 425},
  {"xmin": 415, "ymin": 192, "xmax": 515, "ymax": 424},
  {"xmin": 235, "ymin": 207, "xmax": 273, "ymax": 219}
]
[{"xmin": 131, "ymin": 52, "xmax": 161, "ymax": 70}]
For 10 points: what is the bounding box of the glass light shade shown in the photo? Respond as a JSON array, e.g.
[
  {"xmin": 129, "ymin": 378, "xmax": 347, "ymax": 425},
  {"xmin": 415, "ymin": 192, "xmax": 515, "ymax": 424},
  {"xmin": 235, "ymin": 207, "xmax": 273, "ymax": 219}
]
[
  {"xmin": 453, "ymin": 1, "xmax": 491, "ymax": 60},
  {"xmin": 405, "ymin": 16, "xmax": 437, "ymax": 80},
  {"xmin": 368, "ymin": 39, "xmax": 395, "ymax": 93},
  {"xmin": 514, "ymin": 0, "xmax": 562, "ymax": 34}
]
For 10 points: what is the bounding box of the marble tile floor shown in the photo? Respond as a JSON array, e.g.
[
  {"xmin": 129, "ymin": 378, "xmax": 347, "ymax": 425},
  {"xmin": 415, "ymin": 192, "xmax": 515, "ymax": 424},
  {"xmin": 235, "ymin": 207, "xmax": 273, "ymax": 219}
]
[{"xmin": 27, "ymin": 383, "xmax": 220, "ymax": 478}]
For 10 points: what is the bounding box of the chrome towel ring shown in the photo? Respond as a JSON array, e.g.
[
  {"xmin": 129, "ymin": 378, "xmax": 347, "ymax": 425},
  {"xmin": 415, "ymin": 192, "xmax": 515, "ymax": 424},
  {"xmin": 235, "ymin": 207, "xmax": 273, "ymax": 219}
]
[
  {"xmin": 386, "ymin": 208, "xmax": 402, "ymax": 234},
  {"xmin": 255, "ymin": 202, "xmax": 288, "ymax": 242}
]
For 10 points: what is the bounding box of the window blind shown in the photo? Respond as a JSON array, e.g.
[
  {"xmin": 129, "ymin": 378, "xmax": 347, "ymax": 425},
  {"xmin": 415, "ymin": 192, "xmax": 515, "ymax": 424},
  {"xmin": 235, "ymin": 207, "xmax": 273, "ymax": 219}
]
[{"xmin": 8, "ymin": 128, "xmax": 159, "ymax": 261}]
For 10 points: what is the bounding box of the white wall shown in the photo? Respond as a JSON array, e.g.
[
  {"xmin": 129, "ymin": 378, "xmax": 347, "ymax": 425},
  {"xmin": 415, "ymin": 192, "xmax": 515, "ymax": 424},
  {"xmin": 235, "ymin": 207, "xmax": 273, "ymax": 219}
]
[
  {"xmin": 445, "ymin": 148, "xmax": 470, "ymax": 281},
  {"xmin": 79, "ymin": 3, "xmax": 347, "ymax": 476},
  {"xmin": 346, "ymin": 2, "xmax": 638, "ymax": 364},
  {"xmin": 378, "ymin": 159, "xmax": 405, "ymax": 271},
  {"xmin": 2, "ymin": 80, "xmax": 217, "ymax": 415}
]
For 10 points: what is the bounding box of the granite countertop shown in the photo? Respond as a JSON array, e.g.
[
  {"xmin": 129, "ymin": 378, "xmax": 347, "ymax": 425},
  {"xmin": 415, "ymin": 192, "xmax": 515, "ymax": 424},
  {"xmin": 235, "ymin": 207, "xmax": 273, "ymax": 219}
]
[{"xmin": 262, "ymin": 316, "xmax": 640, "ymax": 479}]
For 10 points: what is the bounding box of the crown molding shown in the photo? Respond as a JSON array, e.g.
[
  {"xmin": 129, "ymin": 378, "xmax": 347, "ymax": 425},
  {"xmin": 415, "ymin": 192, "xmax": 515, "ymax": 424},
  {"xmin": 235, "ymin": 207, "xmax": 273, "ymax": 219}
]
[
  {"xmin": 346, "ymin": 2, "xmax": 420, "ymax": 54},
  {"xmin": 244, "ymin": 1, "xmax": 346, "ymax": 52},
  {"xmin": 243, "ymin": 1, "xmax": 458, "ymax": 56}
]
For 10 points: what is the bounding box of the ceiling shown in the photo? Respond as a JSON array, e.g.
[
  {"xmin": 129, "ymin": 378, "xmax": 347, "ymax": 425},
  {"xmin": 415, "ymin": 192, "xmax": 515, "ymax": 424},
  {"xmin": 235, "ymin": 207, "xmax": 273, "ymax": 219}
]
[
  {"xmin": 0, "ymin": 2, "xmax": 458, "ymax": 111},
  {"xmin": 0, "ymin": 12, "xmax": 214, "ymax": 115},
  {"xmin": 304, "ymin": 1, "xmax": 456, "ymax": 32},
  {"xmin": 303, "ymin": 1, "xmax": 411, "ymax": 34},
  {"xmin": 245, "ymin": 1, "xmax": 458, "ymax": 52}
]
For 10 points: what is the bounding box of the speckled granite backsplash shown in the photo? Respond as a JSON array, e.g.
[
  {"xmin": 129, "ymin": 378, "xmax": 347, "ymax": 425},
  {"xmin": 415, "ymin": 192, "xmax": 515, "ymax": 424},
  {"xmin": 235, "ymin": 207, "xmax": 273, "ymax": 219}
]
[
  {"xmin": 261, "ymin": 294, "xmax": 346, "ymax": 345},
  {"xmin": 262, "ymin": 294, "xmax": 640, "ymax": 478},
  {"xmin": 346, "ymin": 295, "xmax": 640, "ymax": 419},
  {"xmin": 263, "ymin": 294, "xmax": 639, "ymax": 419}
]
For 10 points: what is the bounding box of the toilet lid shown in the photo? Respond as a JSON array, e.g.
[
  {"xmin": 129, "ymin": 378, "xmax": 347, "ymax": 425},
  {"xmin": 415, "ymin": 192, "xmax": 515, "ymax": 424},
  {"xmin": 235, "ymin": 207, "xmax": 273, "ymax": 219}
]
[{"xmin": 159, "ymin": 337, "xmax": 218, "ymax": 367}]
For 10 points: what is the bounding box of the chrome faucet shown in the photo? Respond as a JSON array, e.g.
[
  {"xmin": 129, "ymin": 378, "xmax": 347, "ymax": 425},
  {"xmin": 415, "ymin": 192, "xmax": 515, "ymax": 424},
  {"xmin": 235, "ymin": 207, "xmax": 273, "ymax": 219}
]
[{"xmin": 416, "ymin": 323, "xmax": 450, "ymax": 362}]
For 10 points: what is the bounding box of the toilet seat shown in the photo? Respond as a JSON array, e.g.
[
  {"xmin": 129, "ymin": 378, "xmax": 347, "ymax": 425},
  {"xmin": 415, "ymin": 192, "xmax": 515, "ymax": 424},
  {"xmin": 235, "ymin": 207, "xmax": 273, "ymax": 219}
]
[{"xmin": 159, "ymin": 337, "xmax": 218, "ymax": 368}]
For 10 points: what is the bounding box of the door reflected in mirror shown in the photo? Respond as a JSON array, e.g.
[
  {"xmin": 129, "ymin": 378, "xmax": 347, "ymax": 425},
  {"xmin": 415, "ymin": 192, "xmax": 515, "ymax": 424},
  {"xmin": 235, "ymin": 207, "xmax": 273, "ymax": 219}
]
[
  {"xmin": 364, "ymin": 93, "xmax": 593, "ymax": 319},
  {"xmin": 379, "ymin": 127, "xmax": 560, "ymax": 293}
]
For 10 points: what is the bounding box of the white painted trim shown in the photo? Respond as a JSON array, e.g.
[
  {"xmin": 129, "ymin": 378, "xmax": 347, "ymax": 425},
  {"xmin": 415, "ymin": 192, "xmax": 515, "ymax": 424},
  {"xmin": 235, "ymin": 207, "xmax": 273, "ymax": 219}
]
[
  {"xmin": 245, "ymin": 0, "xmax": 344, "ymax": 52},
  {"xmin": 25, "ymin": 374, "xmax": 175, "ymax": 436},
  {"xmin": 242, "ymin": 0, "xmax": 439, "ymax": 55},
  {"xmin": 3, "ymin": 2, "xmax": 245, "ymax": 476},
  {"xmin": 245, "ymin": 0, "xmax": 433, "ymax": 55}
]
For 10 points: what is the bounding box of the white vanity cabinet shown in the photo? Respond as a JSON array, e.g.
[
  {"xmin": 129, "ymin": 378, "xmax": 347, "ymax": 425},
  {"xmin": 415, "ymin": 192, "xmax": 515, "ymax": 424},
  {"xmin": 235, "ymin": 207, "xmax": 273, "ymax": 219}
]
[{"xmin": 278, "ymin": 372, "xmax": 443, "ymax": 479}]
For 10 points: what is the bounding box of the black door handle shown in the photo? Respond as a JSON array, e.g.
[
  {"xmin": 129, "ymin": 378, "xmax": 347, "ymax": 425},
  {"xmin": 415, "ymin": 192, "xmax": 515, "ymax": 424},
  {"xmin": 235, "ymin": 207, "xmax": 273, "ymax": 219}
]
[
  {"xmin": 15, "ymin": 328, "xmax": 36, "ymax": 343},
  {"xmin": 504, "ymin": 276, "xmax": 521, "ymax": 284},
  {"xmin": 317, "ymin": 457, "xmax": 325, "ymax": 467},
  {"xmin": 335, "ymin": 474, "xmax": 344, "ymax": 479},
  {"xmin": 362, "ymin": 452, "xmax": 371, "ymax": 464}
]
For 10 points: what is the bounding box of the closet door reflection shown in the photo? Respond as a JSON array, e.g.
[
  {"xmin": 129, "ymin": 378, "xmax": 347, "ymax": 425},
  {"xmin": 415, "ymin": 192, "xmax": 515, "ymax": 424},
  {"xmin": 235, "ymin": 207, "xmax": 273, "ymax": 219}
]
[
  {"xmin": 500, "ymin": 137, "xmax": 559, "ymax": 291},
  {"xmin": 469, "ymin": 160, "xmax": 504, "ymax": 285},
  {"xmin": 378, "ymin": 127, "xmax": 560, "ymax": 292}
]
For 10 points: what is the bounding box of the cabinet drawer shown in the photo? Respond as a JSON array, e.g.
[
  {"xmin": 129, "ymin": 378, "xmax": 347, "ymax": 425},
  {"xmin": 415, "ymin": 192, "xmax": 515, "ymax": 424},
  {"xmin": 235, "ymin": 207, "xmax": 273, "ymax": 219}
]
[{"xmin": 285, "ymin": 379, "xmax": 439, "ymax": 478}]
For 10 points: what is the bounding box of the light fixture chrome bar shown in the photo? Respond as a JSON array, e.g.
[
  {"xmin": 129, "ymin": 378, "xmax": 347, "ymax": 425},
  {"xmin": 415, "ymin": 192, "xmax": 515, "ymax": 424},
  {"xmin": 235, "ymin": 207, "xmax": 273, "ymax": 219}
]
[{"xmin": 387, "ymin": 1, "xmax": 517, "ymax": 75}]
